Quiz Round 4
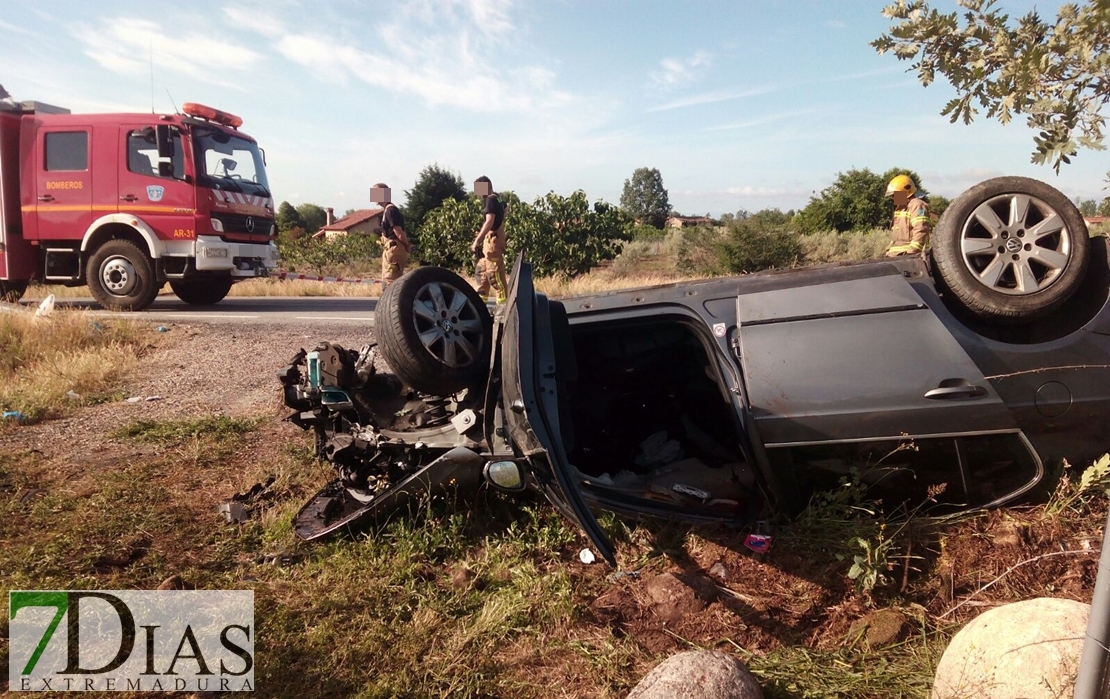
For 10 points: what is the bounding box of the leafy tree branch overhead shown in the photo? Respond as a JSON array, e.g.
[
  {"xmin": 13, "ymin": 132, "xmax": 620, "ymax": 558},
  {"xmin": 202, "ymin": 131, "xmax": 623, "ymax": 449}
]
[{"xmin": 872, "ymin": 0, "xmax": 1110, "ymax": 173}]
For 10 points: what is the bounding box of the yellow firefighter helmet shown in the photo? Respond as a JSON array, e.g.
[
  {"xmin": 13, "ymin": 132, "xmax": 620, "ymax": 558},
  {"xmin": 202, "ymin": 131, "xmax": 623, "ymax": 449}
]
[{"xmin": 886, "ymin": 174, "xmax": 917, "ymax": 197}]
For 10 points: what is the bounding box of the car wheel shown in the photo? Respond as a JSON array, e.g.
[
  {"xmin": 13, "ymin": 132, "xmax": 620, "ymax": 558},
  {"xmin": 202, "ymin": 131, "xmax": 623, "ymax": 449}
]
[
  {"xmin": 86, "ymin": 239, "xmax": 161, "ymax": 311},
  {"xmin": 169, "ymin": 278, "xmax": 234, "ymax": 305},
  {"xmin": 0, "ymin": 280, "xmax": 27, "ymax": 304},
  {"xmin": 932, "ymin": 176, "xmax": 1090, "ymax": 322},
  {"xmin": 377, "ymin": 266, "xmax": 493, "ymax": 395}
]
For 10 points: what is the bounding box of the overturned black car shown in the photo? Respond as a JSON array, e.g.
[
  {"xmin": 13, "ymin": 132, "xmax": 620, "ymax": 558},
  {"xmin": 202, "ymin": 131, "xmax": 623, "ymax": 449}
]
[{"xmin": 280, "ymin": 177, "xmax": 1110, "ymax": 565}]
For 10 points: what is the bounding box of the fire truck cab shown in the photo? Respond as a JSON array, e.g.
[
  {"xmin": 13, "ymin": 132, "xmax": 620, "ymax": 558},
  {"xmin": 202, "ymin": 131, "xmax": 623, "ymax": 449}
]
[{"xmin": 0, "ymin": 98, "xmax": 278, "ymax": 310}]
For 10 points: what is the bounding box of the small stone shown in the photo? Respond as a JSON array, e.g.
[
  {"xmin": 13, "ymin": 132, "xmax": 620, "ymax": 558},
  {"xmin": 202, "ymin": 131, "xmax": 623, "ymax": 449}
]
[
  {"xmin": 579, "ymin": 548, "xmax": 597, "ymax": 564},
  {"xmin": 628, "ymin": 650, "xmax": 764, "ymax": 699},
  {"xmin": 449, "ymin": 565, "xmax": 476, "ymax": 590},
  {"xmin": 125, "ymin": 397, "xmax": 143, "ymax": 404},
  {"xmin": 65, "ymin": 390, "xmax": 81, "ymax": 400},
  {"xmin": 155, "ymin": 326, "xmax": 169, "ymax": 333},
  {"xmin": 144, "ymin": 396, "xmax": 162, "ymax": 402},
  {"xmin": 847, "ymin": 608, "xmax": 908, "ymax": 648},
  {"xmin": 709, "ymin": 561, "xmax": 729, "ymax": 580},
  {"xmin": 644, "ymin": 573, "xmax": 709, "ymax": 624}
]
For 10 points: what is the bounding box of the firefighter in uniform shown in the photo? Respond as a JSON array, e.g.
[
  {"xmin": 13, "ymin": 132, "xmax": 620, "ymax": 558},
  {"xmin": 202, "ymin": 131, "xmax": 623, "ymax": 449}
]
[
  {"xmin": 372, "ymin": 182, "xmax": 412, "ymax": 286},
  {"xmin": 885, "ymin": 174, "xmax": 931, "ymax": 257},
  {"xmin": 470, "ymin": 176, "xmax": 508, "ymax": 302}
]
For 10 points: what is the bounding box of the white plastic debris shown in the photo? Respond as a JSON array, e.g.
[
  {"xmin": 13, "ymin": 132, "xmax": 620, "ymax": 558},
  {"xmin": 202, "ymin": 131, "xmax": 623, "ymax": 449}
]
[
  {"xmin": 219, "ymin": 502, "xmax": 249, "ymax": 524},
  {"xmin": 65, "ymin": 390, "xmax": 81, "ymax": 400},
  {"xmin": 579, "ymin": 548, "xmax": 597, "ymax": 565},
  {"xmin": 33, "ymin": 294, "xmax": 55, "ymax": 320},
  {"xmin": 144, "ymin": 396, "xmax": 162, "ymax": 402},
  {"xmin": 125, "ymin": 396, "xmax": 143, "ymax": 404}
]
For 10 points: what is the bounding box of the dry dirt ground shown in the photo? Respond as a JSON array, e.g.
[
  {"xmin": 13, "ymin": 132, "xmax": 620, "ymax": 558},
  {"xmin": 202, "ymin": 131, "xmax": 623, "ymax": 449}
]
[{"xmin": 1, "ymin": 319, "xmax": 1105, "ymax": 697}]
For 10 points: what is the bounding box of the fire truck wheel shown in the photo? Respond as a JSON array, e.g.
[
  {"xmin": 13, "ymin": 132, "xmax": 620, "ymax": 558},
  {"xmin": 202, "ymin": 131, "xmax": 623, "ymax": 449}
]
[
  {"xmin": 0, "ymin": 280, "xmax": 28, "ymax": 304},
  {"xmin": 86, "ymin": 240, "xmax": 160, "ymax": 312},
  {"xmin": 169, "ymin": 278, "xmax": 234, "ymax": 305}
]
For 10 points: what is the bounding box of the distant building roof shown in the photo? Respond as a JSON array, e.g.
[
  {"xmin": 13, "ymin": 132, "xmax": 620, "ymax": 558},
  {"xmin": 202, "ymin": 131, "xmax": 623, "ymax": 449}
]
[
  {"xmin": 319, "ymin": 208, "xmax": 384, "ymax": 232},
  {"xmin": 666, "ymin": 215, "xmax": 717, "ymax": 228}
]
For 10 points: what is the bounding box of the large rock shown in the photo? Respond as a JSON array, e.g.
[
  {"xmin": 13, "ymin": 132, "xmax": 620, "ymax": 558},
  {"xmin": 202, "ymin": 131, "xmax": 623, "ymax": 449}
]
[
  {"xmin": 932, "ymin": 597, "xmax": 1090, "ymax": 699},
  {"xmin": 627, "ymin": 650, "xmax": 763, "ymax": 699}
]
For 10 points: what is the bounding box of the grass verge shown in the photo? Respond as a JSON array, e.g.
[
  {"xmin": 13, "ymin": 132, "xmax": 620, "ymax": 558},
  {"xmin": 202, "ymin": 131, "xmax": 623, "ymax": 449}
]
[
  {"xmin": 2, "ymin": 414, "xmax": 1106, "ymax": 697},
  {"xmin": 0, "ymin": 310, "xmax": 151, "ymax": 423}
]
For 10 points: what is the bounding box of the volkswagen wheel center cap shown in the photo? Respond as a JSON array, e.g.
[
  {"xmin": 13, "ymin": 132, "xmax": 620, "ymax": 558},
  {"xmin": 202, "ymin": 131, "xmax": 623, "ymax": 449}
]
[{"xmin": 1006, "ymin": 237, "xmax": 1022, "ymax": 252}]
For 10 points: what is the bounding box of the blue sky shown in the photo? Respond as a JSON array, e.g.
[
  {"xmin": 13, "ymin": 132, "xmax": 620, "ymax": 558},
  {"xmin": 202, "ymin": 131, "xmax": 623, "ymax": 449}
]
[{"xmin": 2, "ymin": 0, "xmax": 1105, "ymax": 216}]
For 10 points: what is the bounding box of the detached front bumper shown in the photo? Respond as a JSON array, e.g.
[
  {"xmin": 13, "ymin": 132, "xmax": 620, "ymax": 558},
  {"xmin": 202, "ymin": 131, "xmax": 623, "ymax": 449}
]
[{"xmin": 195, "ymin": 235, "xmax": 279, "ymax": 276}]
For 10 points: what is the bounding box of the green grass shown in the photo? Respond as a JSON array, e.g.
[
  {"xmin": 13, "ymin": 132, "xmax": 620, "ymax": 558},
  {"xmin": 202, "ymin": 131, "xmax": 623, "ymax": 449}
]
[
  {"xmin": 3, "ymin": 393, "xmax": 1107, "ymax": 698},
  {"xmin": 112, "ymin": 415, "xmax": 262, "ymax": 443}
]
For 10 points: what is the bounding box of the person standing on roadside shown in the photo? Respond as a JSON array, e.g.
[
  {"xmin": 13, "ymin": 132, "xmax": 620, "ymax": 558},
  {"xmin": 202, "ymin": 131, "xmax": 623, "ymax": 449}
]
[
  {"xmin": 884, "ymin": 174, "xmax": 931, "ymax": 257},
  {"xmin": 470, "ymin": 176, "xmax": 508, "ymax": 302},
  {"xmin": 372, "ymin": 182, "xmax": 412, "ymax": 287}
]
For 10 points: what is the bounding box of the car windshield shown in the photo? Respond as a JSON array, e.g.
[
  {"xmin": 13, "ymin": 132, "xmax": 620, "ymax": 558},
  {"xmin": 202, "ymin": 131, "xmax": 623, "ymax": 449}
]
[{"xmin": 191, "ymin": 125, "xmax": 270, "ymax": 196}]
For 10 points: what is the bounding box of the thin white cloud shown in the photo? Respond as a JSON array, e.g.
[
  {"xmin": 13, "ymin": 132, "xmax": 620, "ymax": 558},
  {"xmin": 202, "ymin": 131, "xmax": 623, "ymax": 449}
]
[
  {"xmin": 678, "ymin": 185, "xmax": 811, "ymax": 199},
  {"xmin": 265, "ymin": 3, "xmax": 571, "ymax": 114},
  {"xmin": 826, "ymin": 20, "xmax": 847, "ymax": 29},
  {"xmin": 649, "ymin": 67, "xmax": 903, "ymax": 114},
  {"xmin": 823, "ymin": 66, "xmax": 904, "ymax": 83},
  {"xmin": 71, "ymin": 17, "xmax": 262, "ymax": 89},
  {"xmin": 0, "ymin": 19, "xmax": 38, "ymax": 37},
  {"xmin": 650, "ymin": 50, "xmax": 713, "ymax": 88},
  {"xmin": 647, "ymin": 86, "xmax": 776, "ymax": 112},
  {"xmin": 222, "ymin": 6, "xmax": 285, "ymax": 39},
  {"xmin": 707, "ymin": 108, "xmax": 829, "ymax": 131}
]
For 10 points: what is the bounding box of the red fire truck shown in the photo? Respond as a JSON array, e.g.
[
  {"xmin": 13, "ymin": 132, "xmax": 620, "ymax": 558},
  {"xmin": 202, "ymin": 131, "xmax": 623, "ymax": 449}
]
[{"xmin": 0, "ymin": 98, "xmax": 278, "ymax": 310}]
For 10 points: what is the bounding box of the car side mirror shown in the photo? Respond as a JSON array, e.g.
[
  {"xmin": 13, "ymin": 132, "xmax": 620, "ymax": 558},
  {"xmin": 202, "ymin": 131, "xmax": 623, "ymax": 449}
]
[{"xmin": 156, "ymin": 125, "xmax": 174, "ymax": 158}]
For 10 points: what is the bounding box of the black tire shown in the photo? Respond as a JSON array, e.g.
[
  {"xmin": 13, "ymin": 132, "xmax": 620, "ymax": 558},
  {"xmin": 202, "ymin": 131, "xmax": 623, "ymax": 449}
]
[
  {"xmin": 170, "ymin": 278, "xmax": 233, "ymax": 305},
  {"xmin": 0, "ymin": 280, "xmax": 27, "ymax": 304},
  {"xmin": 932, "ymin": 176, "xmax": 1090, "ymax": 322},
  {"xmin": 377, "ymin": 267, "xmax": 492, "ymax": 395},
  {"xmin": 86, "ymin": 240, "xmax": 161, "ymax": 311}
]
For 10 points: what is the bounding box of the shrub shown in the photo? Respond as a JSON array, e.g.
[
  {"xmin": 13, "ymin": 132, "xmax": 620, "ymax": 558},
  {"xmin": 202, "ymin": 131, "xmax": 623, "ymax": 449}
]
[
  {"xmin": 278, "ymin": 233, "xmax": 383, "ymax": 277},
  {"xmin": 718, "ymin": 219, "xmax": 803, "ymax": 274},
  {"xmin": 417, "ymin": 191, "xmax": 632, "ymax": 279},
  {"xmin": 669, "ymin": 226, "xmax": 727, "ymax": 276},
  {"xmin": 798, "ymin": 228, "xmax": 890, "ymax": 265}
]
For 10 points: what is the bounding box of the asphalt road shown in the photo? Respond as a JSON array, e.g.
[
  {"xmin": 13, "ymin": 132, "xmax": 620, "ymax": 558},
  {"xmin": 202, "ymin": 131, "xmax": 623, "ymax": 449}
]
[{"xmin": 43, "ymin": 296, "xmax": 380, "ymax": 324}]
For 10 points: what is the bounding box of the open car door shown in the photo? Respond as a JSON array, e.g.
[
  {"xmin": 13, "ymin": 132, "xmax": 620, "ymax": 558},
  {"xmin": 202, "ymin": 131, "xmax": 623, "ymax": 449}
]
[{"xmin": 497, "ymin": 255, "xmax": 617, "ymax": 565}]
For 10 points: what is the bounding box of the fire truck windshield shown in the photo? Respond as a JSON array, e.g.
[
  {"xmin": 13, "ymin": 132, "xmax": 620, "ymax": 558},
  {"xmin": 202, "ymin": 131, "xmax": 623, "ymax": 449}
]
[{"xmin": 192, "ymin": 125, "xmax": 271, "ymax": 196}]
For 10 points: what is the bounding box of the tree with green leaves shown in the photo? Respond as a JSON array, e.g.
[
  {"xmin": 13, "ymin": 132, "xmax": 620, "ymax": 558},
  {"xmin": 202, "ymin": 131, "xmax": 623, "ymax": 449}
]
[
  {"xmin": 620, "ymin": 167, "xmax": 670, "ymax": 228},
  {"xmin": 404, "ymin": 164, "xmax": 467, "ymax": 234},
  {"xmin": 794, "ymin": 167, "xmax": 928, "ymax": 234},
  {"xmin": 517, "ymin": 191, "xmax": 633, "ymax": 278},
  {"xmin": 873, "ymin": 0, "xmax": 1110, "ymax": 172},
  {"xmin": 418, "ymin": 190, "xmax": 632, "ymax": 278},
  {"xmin": 296, "ymin": 203, "xmax": 328, "ymax": 235},
  {"xmin": 275, "ymin": 201, "xmax": 305, "ymax": 234}
]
